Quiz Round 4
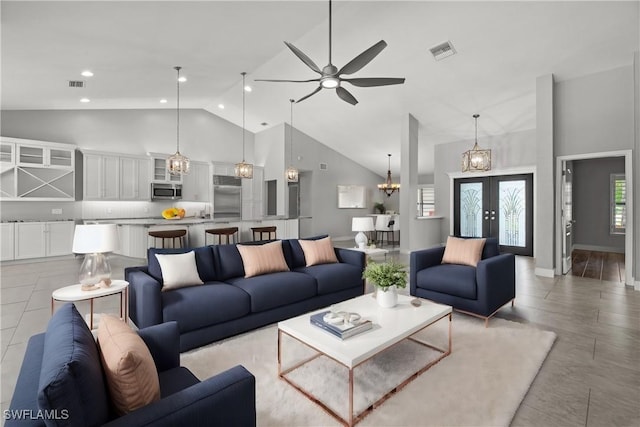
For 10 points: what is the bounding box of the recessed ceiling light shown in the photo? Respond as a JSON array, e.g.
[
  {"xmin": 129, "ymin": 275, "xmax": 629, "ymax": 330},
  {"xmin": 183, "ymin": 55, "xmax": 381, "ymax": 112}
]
[
  {"xmin": 81, "ymin": 70, "xmax": 94, "ymax": 77},
  {"xmin": 160, "ymin": 99, "xmax": 168, "ymax": 104},
  {"xmin": 218, "ymin": 104, "xmax": 225, "ymax": 109},
  {"xmin": 178, "ymin": 76, "xmax": 187, "ymax": 83},
  {"xmin": 261, "ymin": 122, "xmax": 268, "ymax": 126},
  {"xmin": 244, "ymin": 85, "xmax": 252, "ymax": 92},
  {"xmin": 80, "ymin": 98, "xmax": 90, "ymax": 103}
]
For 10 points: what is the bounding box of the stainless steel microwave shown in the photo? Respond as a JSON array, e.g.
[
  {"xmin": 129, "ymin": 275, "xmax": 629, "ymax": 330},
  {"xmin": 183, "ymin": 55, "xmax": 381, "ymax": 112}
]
[{"xmin": 151, "ymin": 183, "xmax": 182, "ymax": 200}]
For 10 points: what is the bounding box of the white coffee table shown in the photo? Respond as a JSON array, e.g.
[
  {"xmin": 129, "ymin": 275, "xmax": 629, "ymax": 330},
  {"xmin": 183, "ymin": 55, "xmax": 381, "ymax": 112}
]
[
  {"xmin": 51, "ymin": 280, "xmax": 129, "ymax": 330},
  {"xmin": 278, "ymin": 294, "xmax": 452, "ymax": 426}
]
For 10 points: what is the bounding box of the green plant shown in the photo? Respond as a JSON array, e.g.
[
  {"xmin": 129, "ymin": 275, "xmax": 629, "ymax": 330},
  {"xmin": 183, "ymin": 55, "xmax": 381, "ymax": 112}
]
[
  {"xmin": 374, "ymin": 202, "xmax": 386, "ymax": 214},
  {"xmin": 362, "ymin": 260, "xmax": 407, "ymax": 291}
]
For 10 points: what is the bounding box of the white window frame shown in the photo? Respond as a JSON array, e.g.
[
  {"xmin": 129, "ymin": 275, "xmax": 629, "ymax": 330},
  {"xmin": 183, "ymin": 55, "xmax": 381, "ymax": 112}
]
[
  {"xmin": 417, "ymin": 185, "xmax": 435, "ymax": 217},
  {"xmin": 610, "ymin": 173, "xmax": 625, "ymax": 234}
]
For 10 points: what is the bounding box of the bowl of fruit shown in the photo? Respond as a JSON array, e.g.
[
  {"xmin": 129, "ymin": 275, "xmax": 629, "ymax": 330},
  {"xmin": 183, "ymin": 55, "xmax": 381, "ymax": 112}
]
[{"xmin": 162, "ymin": 207, "xmax": 185, "ymax": 220}]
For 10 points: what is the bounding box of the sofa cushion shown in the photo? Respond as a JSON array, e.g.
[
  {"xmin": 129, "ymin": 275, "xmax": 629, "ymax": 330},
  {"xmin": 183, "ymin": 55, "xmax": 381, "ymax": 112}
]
[
  {"xmin": 162, "ymin": 282, "xmax": 251, "ymax": 332},
  {"xmin": 226, "ymin": 271, "xmax": 317, "ymax": 313},
  {"xmin": 148, "ymin": 246, "xmax": 216, "ymax": 283},
  {"xmin": 416, "ymin": 264, "xmax": 478, "ymax": 300},
  {"xmin": 237, "ymin": 241, "xmax": 290, "ymax": 278},
  {"xmin": 295, "ymin": 263, "xmax": 362, "ymax": 295},
  {"xmin": 298, "ymin": 237, "xmax": 339, "ymax": 266},
  {"xmin": 442, "ymin": 236, "xmax": 486, "ymax": 267},
  {"xmin": 155, "ymin": 251, "xmax": 204, "ymax": 291},
  {"xmin": 38, "ymin": 303, "xmax": 109, "ymax": 427},
  {"xmin": 482, "ymin": 237, "xmax": 500, "ymax": 259},
  {"xmin": 97, "ymin": 315, "xmax": 161, "ymax": 415},
  {"xmin": 284, "ymin": 235, "xmax": 329, "ymax": 269},
  {"xmin": 215, "ymin": 244, "xmax": 246, "ymax": 281}
]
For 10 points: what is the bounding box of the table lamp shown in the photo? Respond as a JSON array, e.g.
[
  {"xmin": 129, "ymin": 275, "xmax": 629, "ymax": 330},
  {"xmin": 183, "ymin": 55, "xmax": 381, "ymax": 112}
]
[
  {"xmin": 72, "ymin": 224, "xmax": 119, "ymax": 291},
  {"xmin": 351, "ymin": 217, "xmax": 374, "ymax": 249}
]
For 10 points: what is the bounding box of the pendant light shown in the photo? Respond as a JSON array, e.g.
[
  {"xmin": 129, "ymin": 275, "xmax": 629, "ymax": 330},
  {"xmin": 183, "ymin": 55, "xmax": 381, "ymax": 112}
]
[
  {"xmin": 462, "ymin": 114, "xmax": 491, "ymax": 172},
  {"xmin": 235, "ymin": 72, "xmax": 253, "ymax": 179},
  {"xmin": 166, "ymin": 66, "xmax": 190, "ymax": 175},
  {"xmin": 377, "ymin": 153, "xmax": 400, "ymax": 197},
  {"xmin": 285, "ymin": 98, "xmax": 299, "ymax": 183}
]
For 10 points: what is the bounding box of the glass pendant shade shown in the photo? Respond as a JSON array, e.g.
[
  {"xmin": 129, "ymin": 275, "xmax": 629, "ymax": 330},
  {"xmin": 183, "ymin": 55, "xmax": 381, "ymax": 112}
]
[
  {"xmin": 168, "ymin": 66, "xmax": 190, "ymax": 176},
  {"xmin": 378, "ymin": 154, "xmax": 400, "ymax": 197},
  {"xmin": 286, "ymin": 99, "xmax": 299, "ymax": 182},
  {"xmin": 236, "ymin": 72, "xmax": 254, "ymax": 179},
  {"xmin": 462, "ymin": 114, "xmax": 491, "ymax": 172},
  {"xmin": 286, "ymin": 166, "xmax": 299, "ymax": 182}
]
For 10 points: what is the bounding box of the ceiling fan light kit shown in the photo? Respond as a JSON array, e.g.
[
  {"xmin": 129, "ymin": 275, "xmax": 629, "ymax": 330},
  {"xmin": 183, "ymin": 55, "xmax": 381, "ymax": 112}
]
[
  {"xmin": 235, "ymin": 72, "xmax": 254, "ymax": 179},
  {"xmin": 256, "ymin": 0, "xmax": 405, "ymax": 105},
  {"xmin": 378, "ymin": 153, "xmax": 400, "ymax": 197},
  {"xmin": 462, "ymin": 114, "xmax": 492, "ymax": 172},
  {"xmin": 167, "ymin": 66, "xmax": 190, "ymax": 176}
]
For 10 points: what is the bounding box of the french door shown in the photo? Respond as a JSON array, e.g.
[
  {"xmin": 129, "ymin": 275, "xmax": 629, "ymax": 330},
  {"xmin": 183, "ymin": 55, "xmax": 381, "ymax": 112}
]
[{"xmin": 454, "ymin": 174, "xmax": 533, "ymax": 256}]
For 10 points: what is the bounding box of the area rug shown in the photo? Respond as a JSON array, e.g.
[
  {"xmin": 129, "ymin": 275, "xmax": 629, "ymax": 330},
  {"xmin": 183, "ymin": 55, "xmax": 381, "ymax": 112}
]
[{"xmin": 181, "ymin": 314, "xmax": 556, "ymax": 427}]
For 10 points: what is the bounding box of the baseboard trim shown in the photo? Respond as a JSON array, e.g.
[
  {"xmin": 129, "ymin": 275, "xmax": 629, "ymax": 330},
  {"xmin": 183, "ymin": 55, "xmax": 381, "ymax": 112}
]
[
  {"xmin": 572, "ymin": 244, "xmax": 625, "ymax": 254},
  {"xmin": 535, "ymin": 267, "xmax": 555, "ymax": 278}
]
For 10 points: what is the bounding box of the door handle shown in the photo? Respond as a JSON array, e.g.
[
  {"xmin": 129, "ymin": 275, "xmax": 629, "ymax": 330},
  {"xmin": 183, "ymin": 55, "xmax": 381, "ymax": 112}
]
[
  {"xmin": 491, "ymin": 210, "xmax": 496, "ymax": 215},
  {"xmin": 490, "ymin": 217, "xmax": 495, "ymax": 220}
]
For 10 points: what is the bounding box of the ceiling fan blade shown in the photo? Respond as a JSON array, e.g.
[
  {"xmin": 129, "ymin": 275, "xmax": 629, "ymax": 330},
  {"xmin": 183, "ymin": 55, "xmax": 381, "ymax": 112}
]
[
  {"xmin": 336, "ymin": 86, "xmax": 358, "ymax": 105},
  {"xmin": 284, "ymin": 42, "xmax": 322, "ymax": 74},
  {"xmin": 337, "ymin": 40, "xmax": 388, "ymax": 76},
  {"xmin": 343, "ymin": 77, "xmax": 405, "ymax": 87},
  {"xmin": 255, "ymin": 78, "xmax": 320, "ymax": 83},
  {"xmin": 296, "ymin": 86, "xmax": 323, "ymax": 103}
]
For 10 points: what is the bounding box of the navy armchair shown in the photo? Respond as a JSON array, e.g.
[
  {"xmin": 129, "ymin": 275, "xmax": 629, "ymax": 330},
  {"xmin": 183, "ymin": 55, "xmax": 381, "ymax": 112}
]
[{"xmin": 410, "ymin": 237, "xmax": 515, "ymax": 326}]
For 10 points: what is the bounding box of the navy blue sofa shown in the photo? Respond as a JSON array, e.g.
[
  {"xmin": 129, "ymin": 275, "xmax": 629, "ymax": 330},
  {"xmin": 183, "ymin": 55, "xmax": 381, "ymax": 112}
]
[
  {"xmin": 7, "ymin": 303, "xmax": 256, "ymax": 427},
  {"xmin": 125, "ymin": 238, "xmax": 365, "ymax": 352},
  {"xmin": 410, "ymin": 237, "xmax": 515, "ymax": 326}
]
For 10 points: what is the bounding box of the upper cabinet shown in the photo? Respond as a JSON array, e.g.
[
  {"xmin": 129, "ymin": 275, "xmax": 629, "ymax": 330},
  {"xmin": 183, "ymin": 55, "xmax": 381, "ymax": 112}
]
[
  {"xmin": 0, "ymin": 137, "xmax": 75, "ymax": 200},
  {"xmin": 151, "ymin": 156, "xmax": 182, "ymax": 184},
  {"xmin": 181, "ymin": 161, "xmax": 210, "ymax": 202},
  {"xmin": 82, "ymin": 151, "xmax": 150, "ymax": 201},
  {"xmin": 119, "ymin": 156, "xmax": 151, "ymax": 201}
]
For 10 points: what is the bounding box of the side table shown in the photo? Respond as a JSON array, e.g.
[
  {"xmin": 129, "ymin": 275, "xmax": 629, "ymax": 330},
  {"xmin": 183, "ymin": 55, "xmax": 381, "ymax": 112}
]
[
  {"xmin": 51, "ymin": 280, "xmax": 129, "ymax": 330},
  {"xmin": 345, "ymin": 247, "xmax": 389, "ymax": 260}
]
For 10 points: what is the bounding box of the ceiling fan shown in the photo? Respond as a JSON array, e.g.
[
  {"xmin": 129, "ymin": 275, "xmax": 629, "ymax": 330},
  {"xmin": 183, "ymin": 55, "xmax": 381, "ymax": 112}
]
[{"xmin": 255, "ymin": 0, "xmax": 405, "ymax": 105}]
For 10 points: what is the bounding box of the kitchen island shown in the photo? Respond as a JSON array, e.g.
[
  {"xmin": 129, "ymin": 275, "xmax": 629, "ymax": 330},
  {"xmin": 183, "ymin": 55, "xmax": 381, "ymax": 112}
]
[{"xmin": 87, "ymin": 217, "xmax": 299, "ymax": 258}]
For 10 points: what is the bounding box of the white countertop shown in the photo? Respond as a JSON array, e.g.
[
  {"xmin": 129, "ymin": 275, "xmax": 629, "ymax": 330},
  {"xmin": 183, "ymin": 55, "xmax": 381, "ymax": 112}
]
[{"xmin": 85, "ymin": 217, "xmax": 297, "ymax": 226}]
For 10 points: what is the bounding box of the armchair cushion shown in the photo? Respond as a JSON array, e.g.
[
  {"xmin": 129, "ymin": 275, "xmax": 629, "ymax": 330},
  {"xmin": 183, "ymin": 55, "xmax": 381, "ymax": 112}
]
[
  {"xmin": 442, "ymin": 236, "xmax": 486, "ymax": 267},
  {"xmin": 416, "ymin": 264, "xmax": 477, "ymax": 299}
]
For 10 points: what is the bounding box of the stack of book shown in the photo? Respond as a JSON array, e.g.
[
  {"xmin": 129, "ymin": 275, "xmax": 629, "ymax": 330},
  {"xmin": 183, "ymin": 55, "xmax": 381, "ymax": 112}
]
[{"xmin": 310, "ymin": 311, "xmax": 372, "ymax": 339}]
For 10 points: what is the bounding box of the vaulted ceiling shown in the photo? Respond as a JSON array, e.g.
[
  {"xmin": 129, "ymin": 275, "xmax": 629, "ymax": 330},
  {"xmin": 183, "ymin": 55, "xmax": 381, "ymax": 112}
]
[{"xmin": 2, "ymin": 1, "xmax": 638, "ymax": 176}]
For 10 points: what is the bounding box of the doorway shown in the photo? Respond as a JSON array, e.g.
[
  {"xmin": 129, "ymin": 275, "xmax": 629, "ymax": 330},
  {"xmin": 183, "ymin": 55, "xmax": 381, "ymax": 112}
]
[{"xmin": 454, "ymin": 174, "xmax": 533, "ymax": 256}]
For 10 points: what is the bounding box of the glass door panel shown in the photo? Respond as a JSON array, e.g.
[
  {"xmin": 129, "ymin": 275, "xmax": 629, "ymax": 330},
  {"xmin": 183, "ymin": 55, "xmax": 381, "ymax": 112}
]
[
  {"xmin": 498, "ymin": 180, "xmax": 526, "ymax": 247},
  {"xmin": 460, "ymin": 182, "xmax": 484, "ymax": 237}
]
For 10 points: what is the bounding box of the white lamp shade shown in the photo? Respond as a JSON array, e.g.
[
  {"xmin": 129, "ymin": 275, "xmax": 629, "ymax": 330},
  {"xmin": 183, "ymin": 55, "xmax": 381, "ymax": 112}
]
[
  {"xmin": 352, "ymin": 217, "xmax": 374, "ymax": 232},
  {"xmin": 72, "ymin": 224, "xmax": 119, "ymax": 254}
]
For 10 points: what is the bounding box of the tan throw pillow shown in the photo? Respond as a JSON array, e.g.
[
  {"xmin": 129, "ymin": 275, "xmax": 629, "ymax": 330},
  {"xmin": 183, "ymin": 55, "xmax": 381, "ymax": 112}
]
[
  {"xmin": 237, "ymin": 240, "xmax": 290, "ymax": 278},
  {"xmin": 299, "ymin": 237, "xmax": 339, "ymax": 267},
  {"xmin": 97, "ymin": 315, "xmax": 160, "ymax": 415},
  {"xmin": 155, "ymin": 251, "xmax": 204, "ymax": 291},
  {"xmin": 441, "ymin": 236, "xmax": 486, "ymax": 267}
]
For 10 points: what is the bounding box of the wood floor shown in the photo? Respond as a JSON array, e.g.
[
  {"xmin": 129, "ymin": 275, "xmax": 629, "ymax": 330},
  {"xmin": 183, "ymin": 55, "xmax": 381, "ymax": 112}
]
[
  {"xmin": 1, "ymin": 252, "xmax": 639, "ymax": 426},
  {"xmin": 572, "ymin": 249, "xmax": 625, "ymax": 282}
]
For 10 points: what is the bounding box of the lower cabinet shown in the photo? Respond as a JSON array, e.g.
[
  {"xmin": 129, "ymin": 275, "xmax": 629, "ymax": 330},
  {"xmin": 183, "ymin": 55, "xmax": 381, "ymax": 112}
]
[
  {"xmin": 1, "ymin": 223, "xmax": 15, "ymax": 261},
  {"xmin": 116, "ymin": 225, "xmax": 148, "ymax": 259},
  {"xmin": 14, "ymin": 221, "xmax": 75, "ymax": 260}
]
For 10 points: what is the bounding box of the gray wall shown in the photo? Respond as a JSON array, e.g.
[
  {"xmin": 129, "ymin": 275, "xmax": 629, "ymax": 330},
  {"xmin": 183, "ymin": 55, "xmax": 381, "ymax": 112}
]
[
  {"xmin": 572, "ymin": 157, "xmax": 626, "ymax": 252},
  {"xmin": 0, "ymin": 109, "xmax": 254, "ymax": 163}
]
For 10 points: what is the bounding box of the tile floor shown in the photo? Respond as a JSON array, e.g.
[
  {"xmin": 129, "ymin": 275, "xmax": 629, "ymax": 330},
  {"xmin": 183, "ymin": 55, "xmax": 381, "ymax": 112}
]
[{"xmin": 1, "ymin": 250, "xmax": 639, "ymax": 426}]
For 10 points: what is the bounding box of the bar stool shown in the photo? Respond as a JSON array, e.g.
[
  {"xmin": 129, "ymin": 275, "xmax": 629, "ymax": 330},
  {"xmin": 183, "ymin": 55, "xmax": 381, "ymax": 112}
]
[
  {"xmin": 251, "ymin": 226, "xmax": 277, "ymax": 241},
  {"xmin": 205, "ymin": 227, "xmax": 239, "ymax": 245},
  {"xmin": 148, "ymin": 229, "xmax": 187, "ymax": 248}
]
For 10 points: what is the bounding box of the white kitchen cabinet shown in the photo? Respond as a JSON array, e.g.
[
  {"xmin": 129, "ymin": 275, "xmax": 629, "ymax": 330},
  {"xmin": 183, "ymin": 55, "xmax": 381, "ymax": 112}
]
[
  {"xmin": 242, "ymin": 166, "xmax": 264, "ymax": 220},
  {"xmin": 211, "ymin": 162, "xmax": 236, "ymax": 177},
  {"xmin": 151, "ymin": 157, "xmax": 182, "ymax": 184},
  {"xmin": 181, "ymin": 161, "xmax": 210, "ymax": 202},
  {"xmin": 119, "ymin": 156, "xmax": 151, "ymax": 200},
  {"xmin": 14, "ymin": 221, "xmax": 74, "ymax": 259},
  {"xmin": 83, "ymin": 152, "xmax": 120, "ymax": 200},
  {"xmin": 0, "ymin": 142, "xmax": 16, "ymax": 198},
  {"xmin": 116, "ymin": 225, "xmax": 147, "ymax": 259},
  {"xmin": 1, "ymin": 223, "xmax": 15, "ymax": 261}
]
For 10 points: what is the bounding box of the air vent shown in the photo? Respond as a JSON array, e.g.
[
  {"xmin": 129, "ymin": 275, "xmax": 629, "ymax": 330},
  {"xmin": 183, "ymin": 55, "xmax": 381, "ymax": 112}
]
[
  {"xmin": 429, "ymin": 41, "xmax": 456, "ymax": 61},
  {"xmin": 68, "ymin": 80, "xmax": 86, "ymax": 88},
  {"xmin": 319, "ymin": 163, "xmax": 328, "ymax": 171}
]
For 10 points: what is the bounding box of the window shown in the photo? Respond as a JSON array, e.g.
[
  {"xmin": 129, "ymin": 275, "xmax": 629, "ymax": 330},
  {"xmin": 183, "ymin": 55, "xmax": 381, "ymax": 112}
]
[
  {"xmin": 610, "ymin": 174, "xmax": 626, "ymax": 234},
  {"xmin": 417, "ymin": 186, "xmax": 435, "ymax": 217}
]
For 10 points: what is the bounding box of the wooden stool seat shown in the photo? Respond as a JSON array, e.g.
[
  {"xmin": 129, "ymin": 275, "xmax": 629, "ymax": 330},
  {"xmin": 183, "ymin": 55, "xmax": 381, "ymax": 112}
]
[
  {"xmin": 205, "ymin": 227, "xmax": 239, "ymax": 245},
  {"xmin": 148, "ymin": 229, "xmax": 187, "ymax": 248},
  {"xmin": 251, "ymin": 226, "xmax": 277, "ymax": 241}
]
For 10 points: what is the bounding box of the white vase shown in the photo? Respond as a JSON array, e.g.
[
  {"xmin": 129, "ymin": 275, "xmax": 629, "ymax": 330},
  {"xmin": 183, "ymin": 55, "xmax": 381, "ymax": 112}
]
[{"xmin": 377, "ymin": 285, "xmax": 398, "ymax": 308}]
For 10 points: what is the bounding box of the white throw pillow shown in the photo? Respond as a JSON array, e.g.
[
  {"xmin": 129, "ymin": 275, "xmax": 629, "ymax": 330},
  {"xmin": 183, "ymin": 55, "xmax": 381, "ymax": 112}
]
[{"xmin": 155, "ymin": 251, "xmax": 204, "ymax": 291}]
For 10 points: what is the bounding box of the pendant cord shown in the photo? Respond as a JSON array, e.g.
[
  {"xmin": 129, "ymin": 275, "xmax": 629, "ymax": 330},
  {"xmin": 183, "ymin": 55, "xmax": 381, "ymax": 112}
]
[
  {"xmin": 175, "ymin": 66, "xmax": 181, "ymax": 153},
  {"xmin": 290, "ymin": 99, "xmax": 295, "ymax": 164},
  {"xmin": 328, "ymin": 0, "xmax": 332, "ymax": 64},
  {"xmin": 241, "ymin": 72, "xmax": 246, "ymax": 162},
  {"xmin": 473, "ymin": 113, "xmax": 479, "ymax": 149}
]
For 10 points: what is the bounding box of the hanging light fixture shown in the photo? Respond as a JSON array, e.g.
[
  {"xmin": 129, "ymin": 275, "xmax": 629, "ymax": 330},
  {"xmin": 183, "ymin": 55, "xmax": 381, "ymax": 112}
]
[
  {"xmin": 285, "ymin": 99, "xmax": 299, "ymax": 183},
  {"xmin": 166, "ymin": 66, "xmax": 190, "ymax": 175},
  {"xmin": 462, "ymin": 114, "xmax": 491, "ymax": 172},
  {"xmin": 377, "ymin": 153, "xmax": 400, "ymax": 197},
  {"xmin": 235, "ymin": 72, "xmax": 254, "ymax": 179}
]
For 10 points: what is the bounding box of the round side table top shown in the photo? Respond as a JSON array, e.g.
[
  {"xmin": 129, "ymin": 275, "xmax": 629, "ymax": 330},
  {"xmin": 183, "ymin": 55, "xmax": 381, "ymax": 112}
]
[{"xmin": 52, "ymin": 280, "xmax": 129, "ymax": 302}]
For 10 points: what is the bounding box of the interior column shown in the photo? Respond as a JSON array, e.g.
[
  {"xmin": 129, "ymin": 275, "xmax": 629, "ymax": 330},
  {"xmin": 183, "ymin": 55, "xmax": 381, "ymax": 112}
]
[{"xmin": 399, "ymin": 113, "xmax": 419, "ymax": 254}]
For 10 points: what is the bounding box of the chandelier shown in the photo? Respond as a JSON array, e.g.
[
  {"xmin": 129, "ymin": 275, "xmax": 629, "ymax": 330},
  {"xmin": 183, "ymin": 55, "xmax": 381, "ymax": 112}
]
[
  {"xmin": 377, "ymin": 153, "xmax": 400, "ymax": 197},
  {"xmin": 285, "ymin": 99, "xmax": 299, "ymax": 182},
  {"xmin": 462, "ymin": 114, "xmax": 491, "ymax": 172},
  {"xmin": 235, "ymin": 72, "xmax": 254, "ymax": 179},
  {"xmin": 166, "ymin": 66, "xmax": 190, "ymax": 175}
]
